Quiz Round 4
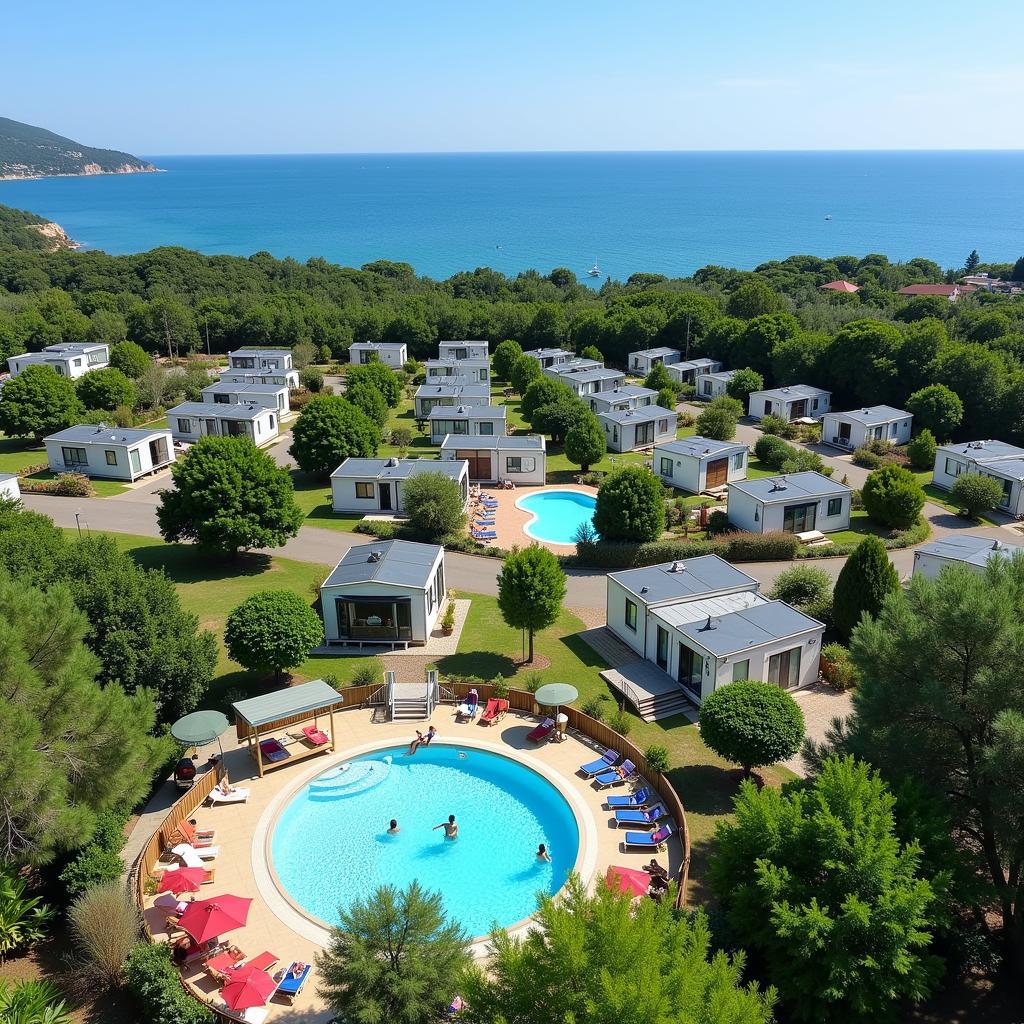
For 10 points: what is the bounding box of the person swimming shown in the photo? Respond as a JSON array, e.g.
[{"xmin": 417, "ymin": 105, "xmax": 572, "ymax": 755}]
[
  {"xmin": 387, "ymin": 819, "xmax": 400, "ymax": 834},
  {"xmin": 536, "ymin": 843, "xmax": 551, "ymax": 863},
  {"xmin": 433, "ymin": 814, "xmax": 459, "ymax": 840}
]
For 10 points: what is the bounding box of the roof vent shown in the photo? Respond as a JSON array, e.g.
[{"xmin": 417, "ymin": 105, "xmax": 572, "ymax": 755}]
[
  {"xmin": 386, "ymin": 457, "xmax": 399, "ymax": 467},
  {"xmin": 993, "ymin": 539, "xmax": 1003, "ymax": 550},
  {"xmin": 368, "ymin": 550, "xmax": 383, "ymax": 563},
  {"xmin": 698, "ymin": 615, "xmax": 717, "ymax": 632},
  {"xmin": 640, "ymin": 586, "xmax": 648, "ymax": 594},
  {"xmin": 668, "ymin": 561, "xmax": 684, "ymax": 573},
  {"xmin": 769, "ymin": 479, "xmax": 788, "ymax": 492}
]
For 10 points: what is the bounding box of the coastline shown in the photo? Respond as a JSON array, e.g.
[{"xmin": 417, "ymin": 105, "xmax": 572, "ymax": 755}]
[{"xmin": 0, "ymin": 166, "xmax": 163, "ymax": 182}]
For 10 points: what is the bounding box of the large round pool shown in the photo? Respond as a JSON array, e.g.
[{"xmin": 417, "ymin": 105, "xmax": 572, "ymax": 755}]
[
  {"xmin": 270, "ymin": 746, "xmax": 579, "ymax": 939},
  {"xmin": 517, "ymin": 489, "xmax": 597, "ymax": 544}
]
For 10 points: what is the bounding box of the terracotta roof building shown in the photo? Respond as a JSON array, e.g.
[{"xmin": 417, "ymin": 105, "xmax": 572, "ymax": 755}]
[
  {"xmin": 821, "ymin": 280, "xmax": 860, "ymax": 293},
  {"xmin": 898, "ymin": 283, "xmax": 977, "ymax": 300}
]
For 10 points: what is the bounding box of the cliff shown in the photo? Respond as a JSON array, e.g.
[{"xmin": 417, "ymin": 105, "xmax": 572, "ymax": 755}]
[{"xmin": 0, "ymin": 203, "xmax": 78, "ymax": 251}]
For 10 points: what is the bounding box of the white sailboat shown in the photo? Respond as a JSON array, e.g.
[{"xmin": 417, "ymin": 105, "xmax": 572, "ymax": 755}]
[{"xmin": 588, "ymin": 262, "xmax": 600, "ymax": 277}]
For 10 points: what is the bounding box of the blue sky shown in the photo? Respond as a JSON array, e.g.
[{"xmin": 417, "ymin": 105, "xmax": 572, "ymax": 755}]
[{"xmin": 8, "ymin": 1, "xmax": 1023, "ymax": 154}]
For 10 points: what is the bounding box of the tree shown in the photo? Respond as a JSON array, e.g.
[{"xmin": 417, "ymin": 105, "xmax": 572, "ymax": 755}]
[
  {"xmin": 767, "ymin": 564, "xmax": 832, "ymax": 608},
  {"xmin": 299, "ymin": 366, "xmax": 324, "ymax": 392},
  {"xmin": 726, "ymin": 278, "xmax": 783, "ymax": 319},
  {"xmin": 510, "ymin": 353, "xmax": 541, "ymax": 394},
  {"xmin": 699, "ymin": 681, "xmax": 804, "ymax": 778},
  {"xmin": 75, "ymin": 367, "xmax": 136, "ymax": 411},
  {"xmin": 906, "ymin": 427, "xmax": 937, "ymax": 470},
  {"xmin": 950, "ymin": 473, "xmax": 1004, "ymax": 519},
  {"xmin": 531, "ymin": 399, "xmax": 589, "ymax": 443},
  {"xmin": 642, "ymin": 362, "xmax": 673, "ymax": 392},
  {"xmin": 316, "ymin": 882, "xmax": 470, "ymax": 1024},
  {"xmin": 696, "ymin": 404, "xmax": 737, "ymax": 441},
  {"xmin": 401, "ymin": 471, "xmax": 467, "ymax": 541},
  {"xmin": 87, "ymin": 308, "xmax": 128, "ymax": 348},
  {"xmin": 521, "ymin": 376, "xmax": 575, "ymax": 423},
  {"xmin": 345, "ymin": 379, "xmax": 389, "ymax": 426},
  {"xmin": 825, "ymin": 319, "xmax": 903, "ymax": 406},
  {"xmin": 965, "ymin": 248, "xmax": 980, "ymax": 272},
  {"xmin": 725, "ymin": 366, "xmax": 764, "ymax": 405},
  {"xmin": 292, "ymin": 340, "xmax": 316, "ymax": 369},
  {"xmin": 461, "ymin": 874, "xmax": 775, "ymax": 1024},
  {"xmin": 224, "ymin": 590, "xmax": 323, "ymax": 685},
  {"xmin": 108, "ymin": 340, "xmax": 150, "ymax": 378},
  {"xmin": 496, "ymin": 544, "xmax": 567, "ymax": 662},
  {"xmin": 831, "ymin": 535, "xmax": 899, "ymax": 640},
  {"xmin": 157, "ymin": 436, "xmax": 303, "ymax": 557},
  {"xmin": 709, "ymin": 756, "xmax": 942, "ymax": 1023},
  {"xmin": 860, "ymin": 464, "xmax": 925, "ymax": 529},
  {"xmin": 593, "ymin": 465, "xmax": 665, "ymax": 542},
  {"xmin": 0, "ymin": 499, "xmax": 68, "ymax": 589},
  {"xmin": 0, "ymin": 365, "xmax": 81, "ymax": 440},
  {"xmin": 289, "ymin": 395, "xmax": 380, "ymax": 478},
  {"xmin": 564, "ymin": 412, "xmax": 606, "ymax": 472},
  {"xmin": 0, "ymin": 574, "xmax": 169, "ymax": 865},
  {"xmin": 655, "ymin": 386, "xmax": 676, "ymax": 409},
  {"xmin": 491, "ymin": 339, "xmax": 522, "ymax": 380},
  {"xmin": 905, "ymin": 383, "xmax": 963, "ymax": 441},
  {"xmin": 346, "ymin": 361, "xmax": 402, "ymax": 407},
  {"xmin": 579, "ymin": 344, "xmax": 603, "ymax": 362},
  {"xmin": 1012, "ymin": 255, "xmax": 1024, "ymax": 283}
]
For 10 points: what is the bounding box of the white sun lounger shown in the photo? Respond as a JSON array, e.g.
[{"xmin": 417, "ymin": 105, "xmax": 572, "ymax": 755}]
[
  {"xmin": 207, "ymin": 787, "xmax": 251, "ymax": 806},
  {"xmin": 171, "ymin": 843, "xmax": 219, "ymax": 867}
]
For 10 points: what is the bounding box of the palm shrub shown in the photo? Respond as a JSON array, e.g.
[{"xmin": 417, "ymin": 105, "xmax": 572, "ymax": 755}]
[
  {"xmin": 950, "ymin": 473, "xmax": 1004, "ymax": 519},
  {"xmin": 68, "ymin": 881, "xmax": 141, "ymax": 986},
  {"xmin": 0, "ymin": 978, "xmax": 72, "ymax": 1024},
  {"xmin": 0, "ymin": 865, "xmax": 54, "ymax": 959},
  {"xmin": 861, "ymin": 464, "xmax": 925, "ymax": 530}
]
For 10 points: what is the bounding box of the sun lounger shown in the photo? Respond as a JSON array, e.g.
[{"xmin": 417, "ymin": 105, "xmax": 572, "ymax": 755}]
[
  {"xmin": 301, "ymin": 725, "xmax": 330, "ymax": 747},
  {"xmin": 259, "ymin": 738, "xmax": 290, "ymax": 763},
  {"xmin": 614, "ymin": 803, "xmax": 668, "ymax": 827},
  {"xmin": 170, "ymin": 818, "xmax": 216, "ymax": 848},
  {"xmin": 579, "ymin": 748, "xmax": 619, "ymax": 777},
  {"xmin": 205, "ymin": 948, "xmax": 247, "ymax": 984},
  {"xmin": 622, "ymin": 824, "xmax": 674, "ymax": 850},
  {"xmin": 480, "ymin": 698, "xmax": 508, "ymax": 725},
  {"xmin": 275, "ymin": 961, "xmax": 312, "ymax": 1004},
  {"xmin": 214, "ymin": 1001, "xmax": 269, "ymax": 1024},
  {"xmin": 171, "ymin": 842, "xmax": 219, "ymax": 866},
  {"xmin": 527, "ymin": 717, "xmax": 555, "ymax": 743},
  {"xmin": 605, "ymin": 786, "xmax": 654, "ymax": 809},
  {"xmin": 245, "ymin": 951, "xmax": 280, "ymax": 973},
  {"xmin": 207, "ymin": 787, "xmax": 250, "ymax": 806},
  {"xmin": 472, "ymin": 530, "xmax": 497, "ymax": 540},
  {"xmin": 474, "ymin": 517, "xmax": 496, "ymax": 525},
  {"xmin": 594, "ymin": 759, "xmax": 636, "ymax": 789},
  {"xmin": 456, "ymin": 693, "xmax": 479, "ymax": 720}
]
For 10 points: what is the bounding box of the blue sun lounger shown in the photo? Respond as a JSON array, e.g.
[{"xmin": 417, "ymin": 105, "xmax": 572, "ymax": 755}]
[
  {"xmin": 276, "ymin": 961, "xmax": 312, "ymax": 1004},
  {"xmin": 623, "ymin": 824, "xmax": 674, "ymax": 849},
  {"xmin": 594, "ymin": 758, "xmax": 636, "ymax": 788},
  {"xmin": 605, "ymin": 786, "xmax": 654, "ymax": 810},
  {"xmin": 472, "ymin": 530, "xmax": 497, "ymax": 540},
  {"xmin": 579, "ymin": 748, "xmax": 619, "ymax": 777},
  {"xmin": 614, "ymin": 803, "xmax": 668, "ymax": 827}
]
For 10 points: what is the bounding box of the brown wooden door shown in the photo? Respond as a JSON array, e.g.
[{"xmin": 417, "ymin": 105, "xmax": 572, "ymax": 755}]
[
  {"xmin": 458, "ymin": 450, "xmax": 492, "ymax": 481},
  {"xmin": 705, "ymin": 457, "xmax": 728, "ymax": 488}
]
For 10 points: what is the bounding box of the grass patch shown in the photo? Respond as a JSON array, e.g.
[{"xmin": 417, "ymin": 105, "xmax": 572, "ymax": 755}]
[
  {"xmin": 288, "ymin": 471, "xmax": 366, "ymax": 532},
  {"xmin": 910, "ymin": 470, "xmax": 1003, "ymax": 526},
  {"xmin": 826, "ymin": 508, "xmax": 908, "ymax": 546},
  {"xmin": 0, "ymin": 434, "xmax": 46, "ymax": 473},
  {"xmin": 23, "ymin": 469, "xmax": 130, "ymax": 496}
]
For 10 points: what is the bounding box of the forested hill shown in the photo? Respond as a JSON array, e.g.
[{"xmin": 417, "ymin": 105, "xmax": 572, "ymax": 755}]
[
  {"xmin": 0, "ymin": 116, "xmax": 156, "ymax": 179},
  {"xmin": 0, "ymin": 203, "xmax": 76, "ymax": 251}
]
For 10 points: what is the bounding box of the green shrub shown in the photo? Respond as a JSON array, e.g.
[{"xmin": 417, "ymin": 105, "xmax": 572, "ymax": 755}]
[
  {"xmin": 644, "ymin": 744, "xmax": 670, "ymax": 774},
  {"xmin": 59, "ymin": 808, "xmax": 129, "ymax": 898},
  {"xmin": 861, "ymin": 465, "xmax": 926, "ymax": 529},
  {"xmin": 573, "ymin": 537, "xmax": 723, "ymax": 569},
  {"xmin": 696, "ymin": 405, "xmax": 737, "ymax": 441},
  {"xmin": 608, "ymin": 707, "xmax": 633, "ymax": 736},
  {"xmin": 352, "ymin": 664, "xmax": 379, "ymax": 687},
  {"xmin": 299, "ymin": 367, "xmax": 324, "ymax": 392},
  {"xmin": 767, "ymin": 564, "xmax": 833, "ymax": 607},
  {"xmin": 950, "ymin": 473, "xmax": 1004, "ymax": 519},
  {"xmin": 753, "ymin": 433, "xmax": 790, "ymax": 464},
  {"xmin": 593, "ymin": 466, "xmax": 666, "ymax": 543},
  {"xmin": 124, "ymin": 942, "xmax": 214, "ymax": 1024},
  {"xmin": 0, "ymin": 979, "xmax": 72, "ymax": 1023},
  {"xmin": 522, "ymin": 670, "xmax": 544, "ymax": 694},
  {"xmin": 706, "ymin": 509, "xmax": 731, "ymax": 535},
  {"xmin": 0, "ymin": 865, "xmax": 54, "ymax": 958},
  {"xmin": 581, "ymin": 695, "xmax": 610, "ymax": 722},
  {"xmin": 780, "ymin": 449, "xmax": 830, "ymax": 475},
  {"xmin": 722, "ymin": 531, "xmax": 799, "ymax": 562},
  {"xmin": 492, "ymin": 674, "xmax": 509, "ymax": 699},
  {"xmin": 354, "ymin": 520, "xmax": 399, "ymax": 539},
  {"xmin": 832, "ymin": 535, "xmax": 900, "ymax": 640},
  {"xmin": 906, "ymin": 429, "xmax": 937, "ymax": 470},
  {"xmin": 820, "ymin": 642, "xmax": 859, "ymax": 690},
  {"xmin": 759, "ymin": 413, "xmax": 790, "ymax": 436},
  {"xmin": 852, "ymin": 447, "xmax": 884, "ymax": 469}
]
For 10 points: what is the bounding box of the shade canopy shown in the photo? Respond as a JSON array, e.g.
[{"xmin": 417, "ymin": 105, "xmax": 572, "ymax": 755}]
[
  {"xmin": 605, "ymin": 865, "xmax": 650, "ymax": 898},
  {"xmin": 533, "ymin": 683, "xmax": 579, "ymax": 708},
  {"xmin": 171, "ymin": 710, "xmax": 230, "ymax": 748},
  {"xmin": 221, "ymin": 964, "xmax": 278, "ymax": 1011},
  {"xmin": 156, "ymin": 867, "xmax": 206, "ymax": 895},
  {"xmin": 178, "ymin": 895, "xmax": 252, "ymax": 944},
  {"xmin": 232, "ymin": 679, "xmax": 344, "ymax": 729}
]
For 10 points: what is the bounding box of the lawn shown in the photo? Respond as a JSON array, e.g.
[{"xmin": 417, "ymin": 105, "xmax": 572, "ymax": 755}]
[
  {"xmin": 288, "ymin": 470, "xmax": 366, "ymax": 532},
  {"xmin": 910, "ymin": 469, "xmax": 1003, "ymax": 526},
  {"xmin": 824, "ymin": 508, "xmax": 898, "ymax": 546},
  {"xmin": 0, "ymin": 434, "xmax": 47, "ymax": 473}
]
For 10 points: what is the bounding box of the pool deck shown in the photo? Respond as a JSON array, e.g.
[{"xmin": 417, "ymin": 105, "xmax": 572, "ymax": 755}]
[
  {"xmin": 137, "ymin": 705, "xmax": 682, "ymax": 1022},
  {"xmin": 468, "ymin": 483, "xmax": 597, "ymax": 552}
]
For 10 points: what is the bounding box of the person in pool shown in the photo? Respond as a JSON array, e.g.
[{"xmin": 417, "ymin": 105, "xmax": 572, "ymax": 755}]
[
  {"xmin": 433, "ymin": 814, "xmax": 459, "ymax": 840},
  {"xmin": 536, "ymin": 843, "xmax": 551, "ymax": 863},
  {"xmin": 387, "ymin": 819, "xmax": 400, "ymax": 834},
  {"xmin": 406, "ymin": 725, "xmax": 437, "ymax": 755}
]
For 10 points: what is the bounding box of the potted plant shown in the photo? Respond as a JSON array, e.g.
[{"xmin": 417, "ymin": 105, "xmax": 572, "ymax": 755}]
[{"xmin": 441, "ymin": 599, "xmax": 456, "ymax": 636}]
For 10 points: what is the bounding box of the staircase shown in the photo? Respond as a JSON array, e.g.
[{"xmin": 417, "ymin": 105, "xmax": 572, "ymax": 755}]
[
  {"xmin": 390, "ymin": 682, "xmax": 431, "ymax": 720},
  {"xmin": 601, "ymin": 662, "xmax": 698, "ymax": 723},
  {"xmin": 308, "ymin": 758, "xmax": 392, "ymax": 802}
]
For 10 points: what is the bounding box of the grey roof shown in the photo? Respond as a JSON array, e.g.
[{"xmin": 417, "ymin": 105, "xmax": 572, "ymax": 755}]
[
  {"xmin": 655, "ymin": 436, "xmax": 747, "ymax": 459},
  {"xmin": 729, "ymin": 471, "xmax": 851, "ymax": 503},
  {"xmin": 827, "ymin": 405, "xmax": 910, "ymax": 425},
  {"xmin": 45, "ymin": 424, "xmax": 171, "ymax": 445},
  {"xmin": 330, "ymin": 457, "xmax": 466, "ymax": 481},
  {"xmin": 350, "ymin": 341, "xmax": 406, "ymax": 350},
  {"xmin": 322, "ymin": 540, "xmax": 442, "ymax": 589},
  {"xmin": 414, "ymin": 383, "xmax": 490, "ymax": 399},
  {"xmin": 229, "ymin": 347, "xmax": 291, "ymax": 357},
  {"xmin": 232, "ymin": 679, "xmax": 344, "ymax": 728},
  {"xmin": 600, "ymin": 405, "xmax": 674, "ymax": 425},
  {"xmin": 915, "ymin": 533, "xmax": 1024, "ymax": 567},
  {"xmin": 550, "ymin": 358, "xmax": 603, "ymax": 373},
  {"xmin": 0, "ymin": 472, "xmax": 20, "ymax": 483},
  {"xmin": 595, "ymin": 385, "xmax": 658, "ymax": 400},
  {"xmin": 673, "ymin": 358, "xmax": 720, "ymax": 372},
  {"xmin": 427, "ymin": 404, "xmax": 506, "ymax": 420},
  {"xmin": 42, "ymin": 342, "xmax": 106, "ymax": 354},
  {"xmin": 609, "ymin": 554, "xmax": 759, "ymax": 604},
  {"xmin": 630, "ymin": 347, "xmax": 679, "ymax": 360},
  {"xmin": 752, "ymin": 384, "xmax": 830, "ymax": 401},
  {"xmin": 523, "ymin": 348, "xmax": 573, "ymax": 359},
  {"xmin": 938, "ymin": 439, "xmax": 1024, "ymax": 463},
  {"xmin": 671, "ymin": 599, "xmax": 821, "ymax": 657},
  {"xmin": 202, "ymin": 381, "xmax": 286, "ymax": 396},
  {"xmin": 698, "ymin": 369, "xmax": 737, "ymax": 382},
  {"xmin": 562, "ymin": 368, "xmax": 624, "ymax": 384},
  {"xmin": 168, "ymin": 401, "xmax": 272, "ymax": 421},
  {"xmin": 980, "ymin": 458, "xmax": 1024, "ymax": 481},
  {"xmin": 439, "ymin": 434, "xmax": 545, "ymax": 451}
]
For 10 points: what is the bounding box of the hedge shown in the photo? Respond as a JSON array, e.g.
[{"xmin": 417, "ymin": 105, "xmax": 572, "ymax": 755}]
[
  {"xmin": 124, "ymin": 943, "xmax": 214, "ymax": 1024},
  {"xmin": 572, "ymin": 531, "xmax": 799, "ymax": 568}
]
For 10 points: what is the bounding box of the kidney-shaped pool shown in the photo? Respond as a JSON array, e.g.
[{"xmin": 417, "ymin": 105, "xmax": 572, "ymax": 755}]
[{"xmin": 516, "ymin": 489, "xmax": 597, "ymax": 544}]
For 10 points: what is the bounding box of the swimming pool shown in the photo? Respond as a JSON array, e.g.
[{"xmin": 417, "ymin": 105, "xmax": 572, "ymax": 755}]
[
  {"xmin": 270, "ymin": 746, "xmax": 580, "ymax": 939},
  {"xmin": 517, "ymin": 489, "xmax": 597, "ymax": 544}
]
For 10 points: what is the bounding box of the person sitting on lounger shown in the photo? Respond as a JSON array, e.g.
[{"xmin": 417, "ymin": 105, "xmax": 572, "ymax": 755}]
[
  {"xmin": 387, "ymin": 819, "xmax": 400, "ymax": 834},
  {"xmin": 289, "ymin": 961, "xmax": 308, "ymax": 980},
  {"xmin": 217, "ymin": 776, "xmax": 237, "ymax": 796},
  {"xmin": 433, "ymin": 814, "xmax": 459, "ymax": 840},
  {"xmin": 172, "ymin": 934, "xmax": 199, "ymax": 965},
  {"xmin": 536, "ymin": 843, "xmax": 551, "ymax": 863},
  {"xmin": 643, "ymin": 858, "xmax": 668, "ymax": 880}
]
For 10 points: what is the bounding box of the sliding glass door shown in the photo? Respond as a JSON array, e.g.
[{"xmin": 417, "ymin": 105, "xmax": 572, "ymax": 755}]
[{"xmin": 767, "ymin": 646, "xmax": 801, "ymax": 689}]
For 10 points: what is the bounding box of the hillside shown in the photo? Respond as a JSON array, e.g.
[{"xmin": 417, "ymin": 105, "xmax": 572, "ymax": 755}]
[
  {"xmin": 0, "ymin": 203, "xmax": 76, "ymax": 250},
  {"xmin": 0, "ymin": 116, "xmax": 157, "ymax": 179}
]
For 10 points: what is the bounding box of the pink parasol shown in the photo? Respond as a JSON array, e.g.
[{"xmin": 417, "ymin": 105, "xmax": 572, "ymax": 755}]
[
  {"xmin": 156, "ymin": 867, "xmax": 207, "ymax": 895},
  {"xmin": 220, "ymin": 963, "xmax": 278, "ymax": 1011},
  {"xmin": 177, "ymin": 894, "xmax": 252, "ymax": 944},
  {"xmin": 604, "ymin": 865, "xmax": 651, "ymax": 898}
]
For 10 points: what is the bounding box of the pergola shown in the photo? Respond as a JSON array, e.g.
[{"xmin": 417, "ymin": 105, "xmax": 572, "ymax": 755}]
[{"xmin": 232, "ymin": 679, "xmax": 345, "ymax": 778}]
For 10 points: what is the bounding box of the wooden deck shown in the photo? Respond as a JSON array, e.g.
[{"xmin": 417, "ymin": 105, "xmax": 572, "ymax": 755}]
[{"xmin": 601, "ymin": 661, "xmax": 697, "ymax": 723}]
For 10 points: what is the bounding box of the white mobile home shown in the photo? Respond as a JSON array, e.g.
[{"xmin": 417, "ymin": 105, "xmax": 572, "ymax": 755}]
[
  {"xmin": 428, "ymin": 404, "xmax": 506, "ymax": 443},
  {"xmin": 549, "ymin": 366, "xmax": 626, "ymax": 398},
  {"xmin": 168, "ymin": 402, "xmax": 280, "ymax": 446},
  {"xmin": 667, "ymin": 358, "xmax": 722, "ymax": 386},
  {"xmin": 747, "ymin": 385, "xmax": 831, "ymax": 421},
  {"xmin": 600, "ymin": 406, "xmax": 676, "ymax": 453},
  {"xmin": 348, "ymin": 342, "xmax": 408, "ymax": 367},
  {"xmin": 440, "ymin": 434, "xmax": 546, "ymax": 485},
  {"xmin": 695, "ymin": 369, "xmax": 737, "ymax": 399},
  {"xmin": 320, "ymin": 540, "xmax": 447, "ymax": 648},
  {"xmin": 727, "ymin": 472, "xmax": 852, "ymax": 535},
  {"xmin": 522, "ymin": 347, "xmax": 574, "ymax": 369},
  {"xmin": 220, "ymin": 370, "xmax": 295, "ymax": 388},
  {"xmin": 425, "ymin": 358, "xmax": 490, "ymax": 385},
  {"xmin": 821, "ymin": 406, "xmax": 912, "ymax": 450},
  {"xmin": 330, "ymin": 457, "xmax": 469, "ymax": 514},
  {"xmin": 0, "ymin": 473, "xmax": 21, "ymax": 500},
  {"xmin": 44, "ymin": 425, "xmax": 174, "ymax": 481},
  {"xmin": 8, "ymin": 343, "xmax": 109, "ymax": 380},
  {"xmin": 413, "ymin": 383, "xmax": 490, "ymax": 418},
  {"xmin": 654, "ymin": 436, "xmax": 748, "ymax": 493},
  {"xmin": 543, "ymin": 358, "xmax": 603, "ymax": 382},
  {"xmin": 912, "ymin": 534, "xmax": 1024, "ymax": 580},
  {"xmin": 588, "ymin": 385, "xmax": 657, "ymax": 415},
  {"xmin": 201, "ymin": 381, "xmax": 290, "ymax": 414},
  {"xmin": 438, "ymin": 341, "xmax": 488, "ymax": 362},
  {"xmin": 226, "ymin": 348, "xmax": 299, "ymax": 387},
  {"xmin": 629, "ymin": 347, "xmax": 681, "ymax": 375},
  {"xmin": 931, "ymin": 439, "xmax": 1024, "ymax": 517}
]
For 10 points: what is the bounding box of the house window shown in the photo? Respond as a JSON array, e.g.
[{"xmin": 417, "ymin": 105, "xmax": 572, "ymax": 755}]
[
  {"xmin": 624, "ymin": 599, "xmax": 638, "ymax": 632},
  {"xmin": 764, "ymin": 400, "xmax": 772, "ymax": 416},
  {"xmin": 657, "ymin": 419, "xmax": 670, "ymax": 434},
  {"xmin": 655, "ymin": 626, "xmax": 669, "ymax": 670},
  {"xmin": 505, "ymin": 456, "xmax": 536, "ymax": 474},
  {"xmin": 478, "ymin": 368, "xmax": 487, "ymax": 382},
  {"xmin": 660, "ymin": 457, "xmax": 673, "ymax": 476},
  {"xmin": 944, "ymin": 458, "xmax": 963, "ymax": 477},
  {"xmin": 213, "ymin": 393, "xmax": 229, "ymax": 403},
  {"xmin": 355, "ymin": 482, "xmax": 374, "ymax": 499},
  {"xmin": 177, "ymin": 418, "xmax": 193, "ymax": 433},
  {"xmin": 454, "ymin": 348, "xmax": 467, "ymax": 361},
  {"xmin": 62, "ymin": 447, "xmax": 88, "ymax": 466},
  {"xmin": 812, "ymin": 398, "xmax": 820, "ymax": 410},
  {"xmin": 234, "ymin": 357, "xmax": 255, "ymax": 368},
  {"xmin": 732, "ymin": 660, "xmax": 750, "ymax": 681},
  {"xmin": 768, "ymin": 647, "xmax": 801, "ymax": 689},
  {"xmin": 268, "ymin": 414, "xmax": 276, "ymax": 429},
  {"xmin": 129, "ymin": 449, "xmax": 142, "ymax": 474},
  {"xmin": 732, "ymin": 452, "xmax": 745, "ymax": 470},
  {"xmin": 105, "ymin": 450, "xmax": 118, "ymax": 466},
  {"xmin": 87, "ymin": 350, "xmax": 105, "ymax": 365},
  {"xmin": 636, "ymin": 422, "xmax": 654, "ymax": 445},
  {"xmin": 827, "ymin": 497, "xmax": 843, "ymax": 517},
  {"xmin": 479, "ymin": 422, "xmax": 494, "ymax": 435},
  {"xmin": 702, "ymin": 380, "xmax": 712, "ymax": 396},
  {"xmin": 612, "ymin": 427, "xmax": 619, "ymax": 443}
]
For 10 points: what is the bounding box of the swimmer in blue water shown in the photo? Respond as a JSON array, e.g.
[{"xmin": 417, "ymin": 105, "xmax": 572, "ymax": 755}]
[
  {"xmin": 537, "ymin": 843, "xmax": 552, "ymax": 863},
  {"xmin": 387, "ymin": 819, "xmax": 400, "ymax": 834},
  {"xmin": 433, "ymin": 814, "xmax": 459, "ymax": 840}
]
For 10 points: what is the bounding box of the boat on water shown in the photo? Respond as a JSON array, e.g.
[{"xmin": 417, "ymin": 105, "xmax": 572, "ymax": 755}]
[
  {"xmin": 824, "ymin": 214, "xmax": 833, "ymax": 221},
  {"xmin": 588, "ymin": 263, "xmax": 600, "ymax": 277}
]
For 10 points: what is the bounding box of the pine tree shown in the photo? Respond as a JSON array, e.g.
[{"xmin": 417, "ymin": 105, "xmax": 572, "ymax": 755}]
[
  {"xmin": 965, "ymin": 249, "xmax": 980, "ymax": 272},
  {"xmin": 831, "ymin": 535, "xmax": 899, "ymax": 640}
]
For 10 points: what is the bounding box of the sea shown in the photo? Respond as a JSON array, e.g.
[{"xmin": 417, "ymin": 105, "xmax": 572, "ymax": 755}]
[{"xmin": 2, "ymin": 151, "xmax": 1022, "ymax": 282}]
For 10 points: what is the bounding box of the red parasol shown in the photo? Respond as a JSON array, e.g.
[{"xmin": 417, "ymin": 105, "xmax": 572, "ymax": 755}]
[
  {"xmin": 605, "ymin": 865, "xmax": 650, "ymax": 898},
  {"xmin": 177, "ymin": 894, "xmax": 252, "ymax": 944},
  {"xmin": 156, "ymin": 867, "xmax": 207, "ymax": 895},
  {"xmin": 220, "ymin": 963, "xmax": 278, "ymax": 1011}
]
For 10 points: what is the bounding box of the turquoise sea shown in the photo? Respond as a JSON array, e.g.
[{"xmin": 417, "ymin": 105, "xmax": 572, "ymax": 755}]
[{"xmin": 2, "ymin": 151, "xmax": 1022, "ymax": 280}]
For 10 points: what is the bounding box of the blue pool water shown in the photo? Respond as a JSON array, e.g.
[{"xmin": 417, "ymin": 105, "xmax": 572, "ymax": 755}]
[
  {"xmin": 518, "ymin": 490, "xmax": 597, "ymax": 545},
  {"xmin": 271, "ymin": 746, "xmax": 579, "ymax": 938}
]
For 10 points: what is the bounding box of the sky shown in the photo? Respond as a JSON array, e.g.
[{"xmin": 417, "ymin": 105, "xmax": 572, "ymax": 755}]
[{"xmin": 7, "ymin": 1, "xmax": 1024, "ymax": 155}]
